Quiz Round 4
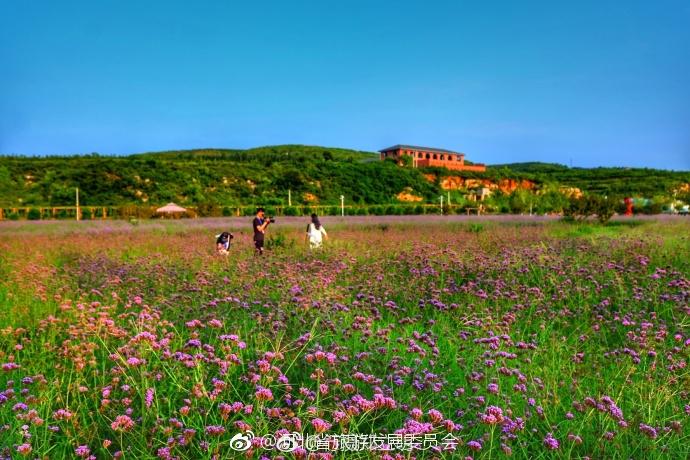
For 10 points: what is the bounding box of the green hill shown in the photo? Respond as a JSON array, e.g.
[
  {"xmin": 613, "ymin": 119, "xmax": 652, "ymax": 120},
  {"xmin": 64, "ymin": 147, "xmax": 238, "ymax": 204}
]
[
  {"xmin": 0, "ymin": 145, "xmax": 437, "ymax": 207},
  {"xmin": 0, "ymin": 147, "xmax": 688, "ymax": 210},
  {"xmin": 490, "ymin": 162, "xmax": 690, "ymax": 196}
]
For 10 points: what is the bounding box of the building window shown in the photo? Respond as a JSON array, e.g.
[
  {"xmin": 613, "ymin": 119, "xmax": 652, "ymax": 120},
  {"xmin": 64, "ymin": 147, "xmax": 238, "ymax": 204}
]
[
  {"xmin": 440, "ymin": 155, "xmax": 445, "ymax": 161},
  {"xmin": 417, "ymin": 152, "xmax": 422, "ymax": 158},
  {"xmin": 433, "ymin": 154, "xmax": 438, "ymax": 160},
  {"xmin": 426, "ymin": 154, "xmax": 430, "ymax": 159}
]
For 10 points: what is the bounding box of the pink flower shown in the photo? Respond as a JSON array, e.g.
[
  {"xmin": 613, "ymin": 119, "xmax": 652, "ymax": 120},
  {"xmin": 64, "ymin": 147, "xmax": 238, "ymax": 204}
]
[
  {"xmin": 111, "ymin": 415, "xmax": 135, "ymax": 432},
  {"xmin": 255, "ymin": 387, "xmax": 273, "ymax": 401},
  {"xmin": 205, "ymin": 425, "xmax": 225, "ymax": 436},
  {"xmin": 53, "ymin": 409, "xmax": 74, "ymax": 420},
  {"xmin": 467, "ymin": 440, "xmax": 482, "ymax": 451},
  {"xmin": 2, "ymin": 362, "xmax": 20, "ymax": 371},
  {"xmin": 16, "ymin": 444, "xmax": 32, "ymax": 455},
  {"xmin": 75, "ymin": 445, "xmax": 91, "ymax": 457},
  {"xmin": 126, "ymin": 357, "xmax": 144, "ymax": 366},
  {"xmin": 480, "ymin": 406, "xmax": 505, "ymax": 425},
  {"xmin": 544, "ymin": 433, "xmax": 560, "ymax": 450},
  {"xmin": 312, "ymin": 418, "xmax": 332, "ymax": 433},
  {"xmin": 427, "ymin": 409, "xmax": 443, "ymax": 423},
  {"xmin": 145, "ymin": 388, "xmax": 155, "ymax": 408}
]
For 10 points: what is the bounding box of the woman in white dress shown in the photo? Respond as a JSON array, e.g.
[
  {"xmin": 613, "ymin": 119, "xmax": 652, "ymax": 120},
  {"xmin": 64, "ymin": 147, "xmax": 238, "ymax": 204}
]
[{"xmin": 305, "ymin": 214, "xmax": 328, "ymax": 249}]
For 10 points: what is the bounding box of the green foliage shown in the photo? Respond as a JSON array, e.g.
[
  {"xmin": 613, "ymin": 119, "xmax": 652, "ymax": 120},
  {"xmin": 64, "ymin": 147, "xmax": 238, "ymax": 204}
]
[
  {"xmin": 282, "ymin": 206, "xmax": 300, "ymax": 216},
  {"xmin": 265, "ymin": 232, "xmax": 294, "ymax": 250},
  {"xmin": 508, "ymin": 190, "xmax": 531, "ymax": 214},
  {"xmin": 468, "ymin": 223, "xmax": 484, "ymax": 233},
  {"xmin": 491, "ymin": 162, "xmax": 690, "ymax": 197},
  {"xmin": 27, "ymin": 208, "xmax": 41, "ymax": 220},
  {"xmin": 0, "ymin": 148, "xmax": 687, "ymax": 213},
  {"xmin": 0, "ymin": 145, "xmax": 439, "ymax": 207},
  {"xmin": 564, "ymin": 194, "xmax": 617, "ymax": 223}
]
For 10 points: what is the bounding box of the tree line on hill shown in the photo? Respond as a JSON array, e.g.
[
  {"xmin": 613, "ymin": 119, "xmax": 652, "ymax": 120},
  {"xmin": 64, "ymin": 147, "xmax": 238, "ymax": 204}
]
[{"xmin": 0, "ymin": 145, "xmax": 688, "ymax": 218}]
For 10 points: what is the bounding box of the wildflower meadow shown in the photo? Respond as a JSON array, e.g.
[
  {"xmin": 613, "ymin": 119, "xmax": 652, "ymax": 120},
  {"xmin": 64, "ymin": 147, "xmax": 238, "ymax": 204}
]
[{"xmin": 0, "ymin": 217, "xmax": 688, "ymax": 459}]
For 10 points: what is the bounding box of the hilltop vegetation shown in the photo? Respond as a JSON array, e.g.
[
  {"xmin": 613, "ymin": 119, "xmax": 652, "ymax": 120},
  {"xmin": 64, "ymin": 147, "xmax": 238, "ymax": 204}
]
[
  {"xmin": 0, "ymin": 146, "xmax": 688, "ymax": 213},
  {"xmin": 0, "ymin": 146, "xmax": 436, "ymax": 207},
  {"xmin": 492, "ymin": 162, "xmax": 690, "ymax": 196}
]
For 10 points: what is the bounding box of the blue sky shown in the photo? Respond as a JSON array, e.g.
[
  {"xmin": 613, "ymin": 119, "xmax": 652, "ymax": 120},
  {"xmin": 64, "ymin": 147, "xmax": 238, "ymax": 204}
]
[{"xmin": 1, "ymin": 0, "xmax": 689, "ymax": 169}]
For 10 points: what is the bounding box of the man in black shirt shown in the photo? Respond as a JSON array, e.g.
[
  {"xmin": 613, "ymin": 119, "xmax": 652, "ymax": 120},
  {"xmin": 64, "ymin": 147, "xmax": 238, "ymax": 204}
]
[{"xmin": 252, "ymin": 208, "xmax": 271, "ymax": 255}]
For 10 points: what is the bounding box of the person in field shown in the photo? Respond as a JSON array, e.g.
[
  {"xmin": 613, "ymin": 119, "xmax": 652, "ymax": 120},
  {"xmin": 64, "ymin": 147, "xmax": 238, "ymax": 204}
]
[
  {"xmin": 305, "ymin": 214, "xmax": 328, "ymax": 249},
  {"xmin": 252, "ymin": 208, "xmax": 271, "ymax": 256},
  {"xmin": 215, "ymin": 231, "xmax": 232, "ymax": 255}
]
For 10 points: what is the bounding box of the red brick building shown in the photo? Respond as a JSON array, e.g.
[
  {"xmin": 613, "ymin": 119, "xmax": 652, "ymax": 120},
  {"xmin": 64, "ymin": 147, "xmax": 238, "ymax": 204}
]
[{"xmin": 379, "ymin": 144, "xmax": 486, "ymax": 172}]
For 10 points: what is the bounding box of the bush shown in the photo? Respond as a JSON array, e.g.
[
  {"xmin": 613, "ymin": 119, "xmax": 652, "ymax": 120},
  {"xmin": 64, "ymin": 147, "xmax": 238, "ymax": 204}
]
[
  {"xmin": 369, "ymin": 205, "xmax": 385, "ymax": 215},
  {"xmin": 197, "ymin": 203, "xmax": 223, "ymax": 217},
  {"xmin": 283, "ymin": 206, "xmax": 300, "ymax": 216},
  {"xmin": 27, "ymin": 208, "xmax": 42, "ymax": 220},
  {"xmin": 468, "ymin": 223, "xmax": 484, "ymax": 233},
  {"xmin": 384, "ymin": 205, "xmax": 402, "ymax": 215},
  {"xmin": 641, "ymin": 201, "xmax": 664, "ymax": 215},
  {"xmin": 265, "ymin": 232, "xmax": 294, "ymax": 250},
  {"xmin": 119, "ymin": 205, "xmax": 156, "ymax": 219},
  {"xmin": 564, "ymin": 194, "xmax": 616, "ymax": 223}
]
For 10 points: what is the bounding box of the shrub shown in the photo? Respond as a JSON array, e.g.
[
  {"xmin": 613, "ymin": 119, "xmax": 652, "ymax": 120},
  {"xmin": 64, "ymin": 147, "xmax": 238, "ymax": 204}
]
[
  {"xmin": 384, "ymin": 205, "xmax": 402, "ymax": 215},
  {"xmin": 564, "ymin": 194, "xmax": 616, "ymax": 223},
  {"xmin": 265, "ymin": 232, "xmax": 294, "ymax": 250},
  {"xmin": 197, "ymin": 203, "xmax": 222, "ymax": 217},
  {"xmin": 468, "ymin": 223, "xmax": 484, "ymax": 233},
  {"xmin": 27, "ymin": 208, "xmax": 42, "ymax": 220},
  {"xmin": 369, "ymin": 205, "xmax": 385, "ymax": 215}
]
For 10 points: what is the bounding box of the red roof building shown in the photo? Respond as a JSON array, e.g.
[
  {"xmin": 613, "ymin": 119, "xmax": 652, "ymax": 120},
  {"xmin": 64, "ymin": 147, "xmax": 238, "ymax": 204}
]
[{"xmin": 379, "ymin": 144, "xmax": 486, "ymax": 172}]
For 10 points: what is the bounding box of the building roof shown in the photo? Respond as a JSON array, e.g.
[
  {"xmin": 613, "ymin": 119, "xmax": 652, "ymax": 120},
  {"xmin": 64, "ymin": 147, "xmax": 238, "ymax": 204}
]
[{"xmin": 379, "ymin": 144, "xmax": 463, "ymax": 155}]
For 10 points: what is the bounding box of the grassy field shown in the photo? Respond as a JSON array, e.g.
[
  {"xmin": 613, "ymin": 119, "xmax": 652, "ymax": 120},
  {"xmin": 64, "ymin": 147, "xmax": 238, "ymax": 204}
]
[{"xmin": 0, "ymin": 218, "xmax": 689, "ymax": 459}]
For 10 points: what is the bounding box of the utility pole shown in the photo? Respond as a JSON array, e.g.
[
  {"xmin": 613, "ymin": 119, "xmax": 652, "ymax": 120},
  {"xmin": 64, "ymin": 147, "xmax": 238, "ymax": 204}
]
[
  {"xmin": 447, "ymin": 191, "xmax": 451, "ymax": 207},
  {"xmin": 288, "ymin": 189, "xmax": 292, "ymax": 207},
  {"xmin": 340, "ymin": 195, "xmax": 345, "ymax": 217},
  {"xmin": 75, "ymin": 187, "xmax": 80, "ymax": 221},
  {"xmin": 440, "ymin": 195, "xmax": 444, "ymax": 214}
]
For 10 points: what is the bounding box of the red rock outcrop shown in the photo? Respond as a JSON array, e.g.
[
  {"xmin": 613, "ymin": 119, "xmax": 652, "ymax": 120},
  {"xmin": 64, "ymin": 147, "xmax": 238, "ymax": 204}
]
[{"xmin": 424, "ymin": 174, "xmax": 536, "ymax": 193}]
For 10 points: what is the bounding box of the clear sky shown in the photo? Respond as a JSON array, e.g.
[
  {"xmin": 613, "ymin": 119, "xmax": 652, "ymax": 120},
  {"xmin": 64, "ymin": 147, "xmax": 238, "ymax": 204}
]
[{"xmin": 1, "ymin": 0, "xmax": 689, "ymax": 169}]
